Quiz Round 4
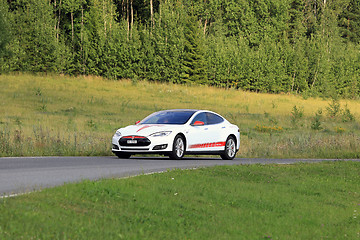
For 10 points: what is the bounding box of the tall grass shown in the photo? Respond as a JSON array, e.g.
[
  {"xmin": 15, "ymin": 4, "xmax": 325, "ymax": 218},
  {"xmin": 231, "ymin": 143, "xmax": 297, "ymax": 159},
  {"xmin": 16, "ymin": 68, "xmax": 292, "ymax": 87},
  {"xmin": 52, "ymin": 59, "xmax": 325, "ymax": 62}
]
[{"xmin": 1, "ymin": 73, "xmax": 360, "ymax": 158}]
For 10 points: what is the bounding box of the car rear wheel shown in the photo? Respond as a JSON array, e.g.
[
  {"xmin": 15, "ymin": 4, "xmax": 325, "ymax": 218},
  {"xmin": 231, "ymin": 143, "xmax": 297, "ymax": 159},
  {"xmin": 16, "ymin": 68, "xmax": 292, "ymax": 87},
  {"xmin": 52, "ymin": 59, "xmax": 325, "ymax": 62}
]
[
  {"xmin": 169, "ymin": 135, "xmax": 185, "ymax": 160},
  {"xmin": 220, "ymin": 136, "xmax": 236, "ymax": 160},
  {"xmin": 115, "ymin": 152, "xmax": 131, "ymax": 159}
]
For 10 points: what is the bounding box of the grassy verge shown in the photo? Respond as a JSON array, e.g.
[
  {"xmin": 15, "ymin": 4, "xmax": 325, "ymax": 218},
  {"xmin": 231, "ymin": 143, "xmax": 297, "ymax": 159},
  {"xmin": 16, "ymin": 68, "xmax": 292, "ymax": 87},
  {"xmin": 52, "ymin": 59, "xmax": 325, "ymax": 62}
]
[
  {"xmin": 1, "ymin": 73, "xmax": 360, "ymax": 158},
  {"xmin": 0, "ymin": 162, "xmax": 359, "ymax": 239}
]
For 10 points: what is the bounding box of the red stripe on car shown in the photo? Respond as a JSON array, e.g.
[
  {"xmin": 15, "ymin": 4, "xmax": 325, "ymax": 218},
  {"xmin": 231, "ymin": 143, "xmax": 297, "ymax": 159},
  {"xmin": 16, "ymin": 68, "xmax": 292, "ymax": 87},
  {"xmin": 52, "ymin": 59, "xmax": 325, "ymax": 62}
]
[
  {"xmin": 189, "ymin": 141, "xmax": 225, "ymax": 149},
  {"xmin": 136, "ymin": 125, "xmax": 152, "ymax": 132},
  {"xmin": 122, "ymin": 136, "xmax": 146, "ymax": 139}
]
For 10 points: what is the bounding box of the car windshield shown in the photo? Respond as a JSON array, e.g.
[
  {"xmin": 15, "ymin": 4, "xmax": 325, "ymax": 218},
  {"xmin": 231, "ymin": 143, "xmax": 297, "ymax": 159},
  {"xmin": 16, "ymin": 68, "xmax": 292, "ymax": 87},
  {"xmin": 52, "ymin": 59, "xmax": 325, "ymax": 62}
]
[{"xmin": 140, "ymin": 110, "xmax": 197, "ymax": 125}]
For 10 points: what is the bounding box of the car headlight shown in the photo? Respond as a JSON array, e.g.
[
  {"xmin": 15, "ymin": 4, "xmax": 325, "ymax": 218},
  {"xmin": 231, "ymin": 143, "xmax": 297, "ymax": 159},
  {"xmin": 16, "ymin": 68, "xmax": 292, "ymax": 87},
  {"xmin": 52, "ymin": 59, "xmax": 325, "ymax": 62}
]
[
  {"xmin": 149, "ymin": 131, "xmax": 172, "ymax": 137},
  {"xmin": 115, "ymin": 130, "xmax": 122, "ymax": 137}
]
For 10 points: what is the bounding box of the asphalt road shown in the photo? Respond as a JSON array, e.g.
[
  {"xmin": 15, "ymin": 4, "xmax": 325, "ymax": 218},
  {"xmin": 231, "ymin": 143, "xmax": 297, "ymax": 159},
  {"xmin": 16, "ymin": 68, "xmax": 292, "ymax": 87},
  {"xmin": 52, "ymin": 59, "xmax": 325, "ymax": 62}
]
[{"xmin": 1, "ymin": 156, "xmax": 359, "ymax": 196}]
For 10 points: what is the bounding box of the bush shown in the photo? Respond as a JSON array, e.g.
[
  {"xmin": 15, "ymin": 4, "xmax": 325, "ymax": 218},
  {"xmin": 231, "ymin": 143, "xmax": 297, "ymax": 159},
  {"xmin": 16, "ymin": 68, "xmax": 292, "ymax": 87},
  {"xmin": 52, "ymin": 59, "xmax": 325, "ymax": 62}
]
[
  {"xmin": 291, "ymin": 105, "xmax": 304, "ymax": 128},
  {"xmin": 326, "ymin": 98, "xmax": 341, "ymax": 118},
  {"xmin": 311, "ymin": 109, "xmax": 323, "ymax": 130},
  {"xmin": 341, "ymin": 105, "xmax": 355, "ymax": 122}
]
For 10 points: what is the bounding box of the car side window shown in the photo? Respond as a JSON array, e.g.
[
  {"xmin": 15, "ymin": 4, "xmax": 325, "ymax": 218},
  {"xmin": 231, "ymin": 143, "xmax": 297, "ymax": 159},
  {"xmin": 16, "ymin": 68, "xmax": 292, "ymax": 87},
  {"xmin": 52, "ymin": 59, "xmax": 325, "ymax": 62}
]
[
  {"xmin": 206, "ymin": 112, "xmax": 224, "ymax": 125},
  {"xmin": 191, "ymin": 112, "xmax": 207, "ymax": 125}
]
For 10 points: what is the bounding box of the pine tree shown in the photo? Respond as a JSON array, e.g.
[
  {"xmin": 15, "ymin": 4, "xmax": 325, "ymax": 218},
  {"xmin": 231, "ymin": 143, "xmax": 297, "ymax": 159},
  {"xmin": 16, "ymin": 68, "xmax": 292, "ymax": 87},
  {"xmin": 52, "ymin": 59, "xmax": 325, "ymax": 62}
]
[
  {"xmin": 339, "ymin": 0, "xmax": 360, "ymax": 44},
  {"xmin": 3, "ymin": 0, "xmax": 60, "ymax": 72},
  {"xmin": 0, "ymin": 0, "xmax": 10, "ymax": 58},
  {"xmin": 288, "ymin": 0, "xmax": 306, "ymax": 43},
  {"xmin": 181, "ymin": 14, "xmax": 207, "ymax": 84}
]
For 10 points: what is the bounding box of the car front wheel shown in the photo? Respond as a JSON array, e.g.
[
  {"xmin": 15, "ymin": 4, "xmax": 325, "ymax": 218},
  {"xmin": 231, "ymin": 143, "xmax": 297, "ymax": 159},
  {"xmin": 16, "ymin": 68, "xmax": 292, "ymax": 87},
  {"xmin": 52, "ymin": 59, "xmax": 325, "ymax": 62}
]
[
  {"xmin": 169, "ymin": 135, "xmax": 185, "ymax": 160},
  {"xmin": 220, "ymin": 136, "xmax": 236, "ymax": 160}
]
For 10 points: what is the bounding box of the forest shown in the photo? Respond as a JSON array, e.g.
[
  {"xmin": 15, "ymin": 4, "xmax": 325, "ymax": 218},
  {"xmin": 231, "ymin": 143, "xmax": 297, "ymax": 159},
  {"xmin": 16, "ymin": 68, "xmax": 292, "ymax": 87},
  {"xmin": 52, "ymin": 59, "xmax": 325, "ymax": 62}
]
[{"xmin": 0, "ymin": 0, "xmax": 359, "ymax": 98}]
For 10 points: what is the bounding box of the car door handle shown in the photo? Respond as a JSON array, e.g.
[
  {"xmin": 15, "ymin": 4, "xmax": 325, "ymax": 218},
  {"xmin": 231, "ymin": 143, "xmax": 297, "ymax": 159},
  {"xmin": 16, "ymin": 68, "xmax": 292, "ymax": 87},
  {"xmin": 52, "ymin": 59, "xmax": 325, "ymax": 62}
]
[{"xmin": 204, "ymin": 128, "xmax": 208, "ymax": 130}]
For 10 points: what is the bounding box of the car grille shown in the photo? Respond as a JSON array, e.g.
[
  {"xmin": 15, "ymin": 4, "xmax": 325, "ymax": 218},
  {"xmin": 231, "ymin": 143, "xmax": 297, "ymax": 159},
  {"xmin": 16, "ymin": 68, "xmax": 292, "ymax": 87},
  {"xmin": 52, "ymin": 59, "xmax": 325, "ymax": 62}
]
[
  {"xmin": 121, "ymin": 148, "xmax": 150, "ymax": 151},
  {"xmin": 119, "ymin": 136, "xmax": 151, "ymax": 146}
]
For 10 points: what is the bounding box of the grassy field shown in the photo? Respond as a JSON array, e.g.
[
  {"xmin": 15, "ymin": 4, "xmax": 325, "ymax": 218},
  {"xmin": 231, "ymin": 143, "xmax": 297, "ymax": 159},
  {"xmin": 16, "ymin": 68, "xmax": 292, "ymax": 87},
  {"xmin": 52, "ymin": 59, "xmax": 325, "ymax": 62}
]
[
  {"xmin": 1, "ymin": 73, "xmax": 360, "ymax": 158},
  {"xmin": 0, "ymin": 161, "xmax": 359, "ymax": 239}
]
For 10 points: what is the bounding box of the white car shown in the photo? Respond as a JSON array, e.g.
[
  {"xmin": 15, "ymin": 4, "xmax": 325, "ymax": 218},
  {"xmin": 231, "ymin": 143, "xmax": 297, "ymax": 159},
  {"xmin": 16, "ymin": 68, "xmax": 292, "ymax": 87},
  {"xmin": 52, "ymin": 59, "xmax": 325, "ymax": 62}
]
[{"xmin": 112, "ymin": 109, "xmax": 240, "ymax": 160}]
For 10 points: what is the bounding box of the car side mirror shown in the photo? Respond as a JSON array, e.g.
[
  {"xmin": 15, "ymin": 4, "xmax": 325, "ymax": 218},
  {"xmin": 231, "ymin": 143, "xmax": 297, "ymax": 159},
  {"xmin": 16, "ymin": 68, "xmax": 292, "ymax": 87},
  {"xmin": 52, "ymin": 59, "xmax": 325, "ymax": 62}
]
[
  {"xmin": 192, "ymin": 121, "xmax": 205, "ymax": 126},
  {"xmin": 135, "ymin": 120, "xmax": 141, "ymax": 125}
]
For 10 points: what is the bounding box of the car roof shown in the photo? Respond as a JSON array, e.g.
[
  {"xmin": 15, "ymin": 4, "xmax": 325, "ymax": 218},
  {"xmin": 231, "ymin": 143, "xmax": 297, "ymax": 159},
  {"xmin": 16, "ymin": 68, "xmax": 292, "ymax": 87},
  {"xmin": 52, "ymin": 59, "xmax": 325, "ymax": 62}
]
[
  {"xmin": 159, "ymin": 109, "xmax": 199, "ymax": 112},
  {"xmin": 157, "ymin": 109, "xmax": 221, "ymax": 113},
  {"xmin": 156, "ymin": 109, "xmax": 223, "ymax": 115}
]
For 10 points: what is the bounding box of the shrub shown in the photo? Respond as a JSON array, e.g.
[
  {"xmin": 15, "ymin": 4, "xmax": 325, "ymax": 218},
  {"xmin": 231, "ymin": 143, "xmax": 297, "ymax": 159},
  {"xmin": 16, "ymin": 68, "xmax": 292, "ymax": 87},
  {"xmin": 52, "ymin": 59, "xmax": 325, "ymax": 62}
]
[
  {"xmin": 264, "ymin": 112, "xmax": 278, "ymax": 125},
  {"xmin": 311, "ymin": 109, "xmax": 323, "ymax": 130},
  {"xmin": 291, "ymin": 105, "xmax": 304, "ymax": 128},
  {"xmin": 326, "ymin": 98, "xmax": 341, "ymax": 118},
  {"xmin": 341, "ymin": 105, "xmax": 355, "ymax": 122}
]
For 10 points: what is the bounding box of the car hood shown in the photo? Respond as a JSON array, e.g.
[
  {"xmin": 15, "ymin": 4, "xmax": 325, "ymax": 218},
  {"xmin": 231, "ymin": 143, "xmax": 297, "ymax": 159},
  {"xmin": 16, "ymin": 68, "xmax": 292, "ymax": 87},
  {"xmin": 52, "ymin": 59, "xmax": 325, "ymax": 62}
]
[{"xmin": 118, "ymin": 124, "xmax": 184, "ymax": 137}]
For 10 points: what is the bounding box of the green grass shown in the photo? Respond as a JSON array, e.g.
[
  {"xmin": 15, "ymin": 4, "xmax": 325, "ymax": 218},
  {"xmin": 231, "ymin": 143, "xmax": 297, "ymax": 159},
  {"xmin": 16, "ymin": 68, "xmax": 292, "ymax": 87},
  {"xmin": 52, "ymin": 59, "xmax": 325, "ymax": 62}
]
[
  {"xmin": 0, "ymin": 162, "xmax": 359, "ymax": 239},
  {"xmin": 1, "ymin": 73, "xmax": 360, "ymax": 158}
]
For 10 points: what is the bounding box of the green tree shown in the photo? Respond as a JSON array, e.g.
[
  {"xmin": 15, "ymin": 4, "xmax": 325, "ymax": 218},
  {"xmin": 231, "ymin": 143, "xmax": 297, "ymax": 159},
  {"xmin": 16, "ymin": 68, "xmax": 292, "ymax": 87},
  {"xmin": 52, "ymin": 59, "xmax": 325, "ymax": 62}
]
[
  {"xmin": 288, "ymin": 0, "xmax": 307, "ymax": 43},
  {"xmin": 62, "ymin": 0, "xmax": 84, "ymax": 45},
  {"xmin": 223, "ymin": 0, "xmax": 258, "ymax": 45},
  {"xmin": 205, "ymin": 24, "xmax": 248, "ymax": 88},
  {"xmin": 0, "ymin": 0, "xmax": 10, "ymax": 59},
  {"xmin": 339, "ymin": 0, "xmax": 360, "ymax": 43},
  {"xmin": 181, "ymin": 14, "xmax": 207, "ymax": 84},
  {"xmin": 183, "ymin": 0, "xmax": 222, "ymax": 36},
  {"xmin": 0, "ymin": 0, "xmax": 359, "ymax": 98},
  {"xmin": 3, "ymin": 0, "xmax": 61, "ymax": 72},
  {"xmin": 141, "ymin": 1, "xmax": 187, "ymax": 83}
]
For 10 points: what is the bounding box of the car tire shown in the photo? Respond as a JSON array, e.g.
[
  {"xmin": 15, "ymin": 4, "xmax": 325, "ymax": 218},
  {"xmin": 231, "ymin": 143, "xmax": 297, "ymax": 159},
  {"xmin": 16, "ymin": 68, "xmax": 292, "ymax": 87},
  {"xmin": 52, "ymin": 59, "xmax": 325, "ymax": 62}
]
[
  {"xmin": 220, "ymin": 136, "xmax": 236, "ymax": 160},
  {"xmin": 115, "ymin": 152, "xmax": 131, "ymax": 159},
  {"xmin": 169, "ymin": 135, "xmax": 185, "ymax": 160}
]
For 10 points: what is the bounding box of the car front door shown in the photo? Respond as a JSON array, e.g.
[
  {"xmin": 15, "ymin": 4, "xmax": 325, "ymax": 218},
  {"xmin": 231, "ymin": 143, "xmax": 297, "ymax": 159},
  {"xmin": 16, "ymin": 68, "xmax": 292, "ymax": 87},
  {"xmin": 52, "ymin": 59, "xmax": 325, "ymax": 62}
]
[{"xmin": 186, "ymin": 112, "xmax": 222, "ymax": 152}]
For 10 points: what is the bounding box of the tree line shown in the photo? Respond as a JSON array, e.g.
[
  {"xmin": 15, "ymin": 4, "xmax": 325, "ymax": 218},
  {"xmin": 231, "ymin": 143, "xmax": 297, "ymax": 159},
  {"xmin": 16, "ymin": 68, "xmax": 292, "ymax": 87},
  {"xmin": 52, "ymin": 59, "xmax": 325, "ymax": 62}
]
[{"xmin": 0, "ymin": 0, "xmax": 359, "ymax": 98}]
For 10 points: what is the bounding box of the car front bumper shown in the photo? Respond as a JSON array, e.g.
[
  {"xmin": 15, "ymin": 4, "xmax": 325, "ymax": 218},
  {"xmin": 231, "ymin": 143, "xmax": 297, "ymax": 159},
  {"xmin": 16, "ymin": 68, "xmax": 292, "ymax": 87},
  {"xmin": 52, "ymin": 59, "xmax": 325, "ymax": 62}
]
[{"xmin": 112, "ymin": 134, "xmax": 174, "ymax": 153}]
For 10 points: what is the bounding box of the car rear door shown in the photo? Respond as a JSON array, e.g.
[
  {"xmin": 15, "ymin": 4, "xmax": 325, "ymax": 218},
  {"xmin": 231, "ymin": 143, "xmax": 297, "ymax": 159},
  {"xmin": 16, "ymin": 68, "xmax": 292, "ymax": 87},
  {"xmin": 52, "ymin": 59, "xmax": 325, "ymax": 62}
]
[{"xmin": 204, "ymin": 112, "xmax": 226, "ymax": 150}]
